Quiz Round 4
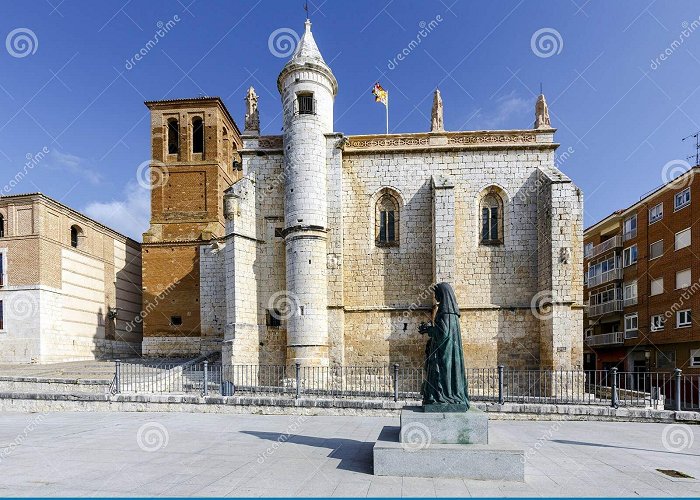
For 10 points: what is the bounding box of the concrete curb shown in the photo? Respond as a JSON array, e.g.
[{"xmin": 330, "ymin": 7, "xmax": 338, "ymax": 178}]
[{"xmin": 0, "ymin": 391, "xmax": 698, "ymax": 422}]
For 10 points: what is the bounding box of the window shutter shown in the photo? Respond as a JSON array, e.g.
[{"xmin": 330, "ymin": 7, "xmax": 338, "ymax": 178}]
[
  {"xmin": 490, "ymin": 207, "xmax": 498, "ymax": 240},
  {"xmin": 379, "ymin": 211, "xmax": 387, "ymax": 242},
  {"xmin": 387, "ymin": 211, "xmax": 395, "ymax": 242}
]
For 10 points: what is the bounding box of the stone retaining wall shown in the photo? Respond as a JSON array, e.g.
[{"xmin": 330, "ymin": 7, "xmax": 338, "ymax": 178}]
[{"xmin": 0, "ymin": 391, "xmax": 697, "ymax": 423}]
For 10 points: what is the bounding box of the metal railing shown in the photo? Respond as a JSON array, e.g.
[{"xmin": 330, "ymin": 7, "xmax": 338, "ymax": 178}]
[
  {"xmin": 585, "ymin": 331, "xmax": 623, "ymax": 347},
  {"xmin": 110, "ymin": 360, "xmax": 698, "ymax": 411},
  {"xmin": 586, "ymin": 236, "xmax": 622, "ymax": 260},
  {"xmin": 588, "ymin": 268, "xmax": 623, "ymax": 288},
  {"xmin": 588, "ymin": 299, "xmax": 623, "ymax": 317}
]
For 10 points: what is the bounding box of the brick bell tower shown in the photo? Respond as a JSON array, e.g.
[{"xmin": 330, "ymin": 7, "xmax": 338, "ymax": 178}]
[
  {"xmin": 277, "ymin": 20, "xmax": 338, "ymax": 366},
  {"xmin": 141, "ymin": 97, "xmax": 241, "ymax": 357}
]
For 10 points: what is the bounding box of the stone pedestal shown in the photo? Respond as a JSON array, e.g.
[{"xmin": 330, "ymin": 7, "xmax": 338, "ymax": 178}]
[
  {"xmin": 401, "ymin": 406, "xmax": 488, "ymax": 444},
  {"xmin": 373, "ymin": 407, "xmax": 524, "ymax": 481}
]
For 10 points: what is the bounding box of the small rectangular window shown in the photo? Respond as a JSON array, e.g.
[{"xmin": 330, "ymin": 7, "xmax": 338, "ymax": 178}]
[
  {"xmin": 649, "ymin": 203, "xmax": 663, "ymax": 223},
  {"xmin": 624, "ymin": 313, "xmax": 638, "ymax": 332},
  {"xmin": 0, "ymin": 252, "xmax": 4, "ymax": 287},
  {"xmin": 274, "ymin": 227, "xmax": 284, "ymax": 238},
  {"xmin": 677, "ymin": 309, "xmax": 691, "ymax": 328},
  {"xmin": 623, "ymin": 214, "xmax": 637, "ymax": 241},
  {"xmin": 675, "ymin": 228, "xmax": 691, "ymax": 250},
  {"xmin": 676, "ymin": 269, "xmax": 691, "ymax": 289},
  {"xmin": 623, "ymin": 245, "xmax": 637, "ymax": 267},
  {"xmin": 0, "ymin": 300, "xmax": 3, "ymax": 330},
  {"xmin": 170, "ymin": 315, "xmax": 182, "ymax": 326},
  {"xmin": 623, "ymin": 281, "xmax": 637, "ymax": 306},
  {"xmin": 650, "ymin": 314, "xmax": 666, "ymax": 332},
  {"xmin": 675, "ymin": 188, "xmax": 691, "ymax": 210},
  {"xmin": 650, "ymin": 277, "xmax": 664, "ymax": 296},
  {"xmin": 267, "ymin": 310, "xmax": 281, "ymax": 328},
  {"xmin": 584, "ymin": 242, "xmax": 593, "ymax": 258},
  {"xmin": 691, "ymin": 349, "xmax": 700, "ymax": 367},
  {"xmin": 649, "ymin": 240, "xmax": 663, "ymax": 260},
  {"xmin": 297, "ymin": 94, "xmax": 314, "ymax": 115}
]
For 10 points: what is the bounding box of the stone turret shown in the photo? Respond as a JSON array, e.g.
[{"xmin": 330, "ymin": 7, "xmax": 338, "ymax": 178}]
[{"xmin": 278, "ymin": 20, "xmax": 337, "ymax": 366}]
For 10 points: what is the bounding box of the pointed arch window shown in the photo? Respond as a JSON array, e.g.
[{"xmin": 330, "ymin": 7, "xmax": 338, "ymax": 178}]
[
  {"xmin": 480, "ymin": 191, "xmax": 503, "ymax": 245},
  {"xmin": 192, "ymin": 117, "xmax": 204, "ymax": 154},
  {"xmin": 376, "ymin": 192, "xmax": 399, "ymax": 246},
  {"xmin": 167, "ymin": 118, "xmax": 179, "ymax": 154}
]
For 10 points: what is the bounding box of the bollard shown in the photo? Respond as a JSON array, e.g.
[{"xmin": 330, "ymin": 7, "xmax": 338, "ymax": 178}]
[
  {"xmin": 674, "ymin": 368, "xmax": 682, "ymax": 412},
  {"xmin": 203, "ymin": 360, "xmax": 209, "ymax": 397},
  {"xmin": 497, "ymin": 365, "xmax": 504, "ymax": 405},
  {"xmin": 295, "ymin": 362, "xmax": 301, "ymax": 399},
  {"xmin": 393, "ymin": 364, "xmax": 399, "ymax": 402},
  {"xmin": 114, "ymin": 359, "xmax": 121, "ymax": 394},
  {"xmin": 610, "ymin": 367, "xmax": 618, "ymax": 408}
]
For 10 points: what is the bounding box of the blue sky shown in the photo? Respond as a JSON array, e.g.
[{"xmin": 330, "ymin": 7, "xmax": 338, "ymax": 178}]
[{"xmin": 1, "ymin": 0, "xmax": 700, "ymax": 240}]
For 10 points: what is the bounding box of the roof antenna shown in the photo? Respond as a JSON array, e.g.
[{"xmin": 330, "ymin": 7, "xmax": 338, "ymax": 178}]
[
  {"xmin": 682, "ymin": 131, "xmax": 700, "ymax": 166},
  {"xmin": 539, "ymin": 82, "xmax": 543, "ymax": 95},
  {"xmin": 304, "ymin": 0, "xmax": 309, "ymax": 20}
]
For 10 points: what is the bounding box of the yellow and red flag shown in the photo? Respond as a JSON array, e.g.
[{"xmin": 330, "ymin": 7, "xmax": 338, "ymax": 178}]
[{"xmin": 372, "ymin": 82, "xmax": 388, "ymax": 107}]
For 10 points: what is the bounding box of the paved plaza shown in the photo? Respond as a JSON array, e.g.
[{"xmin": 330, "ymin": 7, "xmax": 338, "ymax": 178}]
[{"xmin": 0, "ymin": 411, "xmax": 698, "ymax": 497}]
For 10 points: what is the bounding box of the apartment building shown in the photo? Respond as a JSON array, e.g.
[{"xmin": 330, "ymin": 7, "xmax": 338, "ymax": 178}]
[
  {"xmin": 583, "ymin": 167, "xmax": 700, "ymax": 373},
  {"xmin": 0, "ymin": 193, "xmax": 142, "ymax": 363}
]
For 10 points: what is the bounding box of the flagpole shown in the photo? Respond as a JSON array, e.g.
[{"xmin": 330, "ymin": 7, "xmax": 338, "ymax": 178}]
[{"xmin": 385, "ymin": 97, "xmax": 389, "ymax": 135}]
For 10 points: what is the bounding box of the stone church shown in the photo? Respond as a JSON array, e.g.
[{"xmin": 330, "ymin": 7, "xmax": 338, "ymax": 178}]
[{"xmin": 141, "ymin": 20, "xmax": 584, "ymax": 370}]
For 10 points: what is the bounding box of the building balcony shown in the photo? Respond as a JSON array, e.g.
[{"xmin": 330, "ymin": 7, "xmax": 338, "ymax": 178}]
[
  {"xmin": 585, "ymin": 331, "xmax": 624, "ymax": 347},
  {"xmin": 587, "ymin": 268, "xmax": 623, "ymax": 288},
  {"xmin": 588, "ymin": 299, "xmax": 623, "ymax": 317},
  {"xmin": 585, "ymin": 235, "xmax": 623, "ymax": 260}
]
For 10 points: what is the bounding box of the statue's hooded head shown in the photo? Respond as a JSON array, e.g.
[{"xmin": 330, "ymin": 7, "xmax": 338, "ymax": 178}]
[{"xmin": 434, "ymin": 282, "xmax": 460, "ymax": 317}]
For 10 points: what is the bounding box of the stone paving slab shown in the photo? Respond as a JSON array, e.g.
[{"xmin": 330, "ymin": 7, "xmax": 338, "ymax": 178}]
[{"xmin": 0, "ymin": 411, "xmax": 698, "ymax": 497}]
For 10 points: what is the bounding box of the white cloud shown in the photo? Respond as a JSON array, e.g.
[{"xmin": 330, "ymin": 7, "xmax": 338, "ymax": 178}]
[
  {"xmin": 45, "ymin": 150, "xmax": 102, "ymax": 185},
  {"xmin": 472, "ymin": 91, "xmax": 531, "ymax": 130},
  {"xmin": 84, "ymin": 181, "xmax": 150, "ymax": 241}
]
